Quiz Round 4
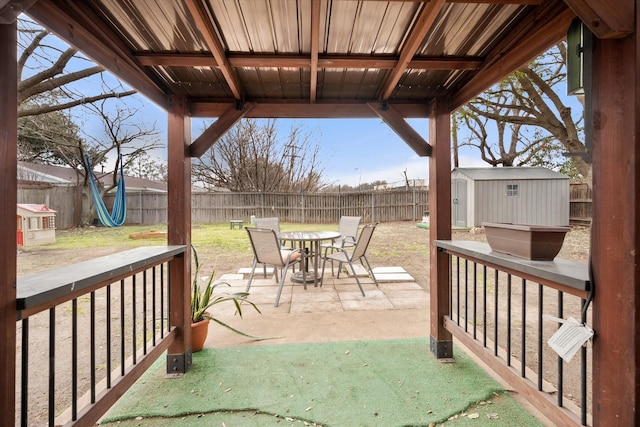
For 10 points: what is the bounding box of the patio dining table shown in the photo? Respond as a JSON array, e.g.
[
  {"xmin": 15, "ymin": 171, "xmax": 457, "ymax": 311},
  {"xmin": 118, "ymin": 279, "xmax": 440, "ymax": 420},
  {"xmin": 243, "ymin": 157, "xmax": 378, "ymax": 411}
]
[{"xmin": 278, "ymin": 230, "xmax": 341, "ymax": 286}]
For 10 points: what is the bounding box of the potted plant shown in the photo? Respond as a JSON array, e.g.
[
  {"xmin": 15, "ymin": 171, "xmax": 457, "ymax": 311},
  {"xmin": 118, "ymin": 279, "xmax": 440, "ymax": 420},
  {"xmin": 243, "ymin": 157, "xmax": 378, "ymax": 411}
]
[{"xmin": 191, "ymin": 246, "xmax": 261, "ymax": 352}]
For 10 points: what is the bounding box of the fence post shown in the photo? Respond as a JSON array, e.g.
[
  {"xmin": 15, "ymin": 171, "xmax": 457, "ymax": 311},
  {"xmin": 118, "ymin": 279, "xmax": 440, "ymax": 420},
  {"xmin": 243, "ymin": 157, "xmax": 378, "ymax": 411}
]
[
  {"xmin": 338, "ymin": 185, "xmax": 341, "ymax": 219},
  {"xmin": 412, "ymin": 180, "xmax": 416, "ymax": 221},
  {"xmin": 260, "ymin": 191, "xmax": 264, "ymax": 217},
  {"xmin": 371, "ymin": 191, "xmax": 375, "ymax": 222},
  {"xmin": 301, "ymin": 190, "xmax": 305, "ymax": 223}
]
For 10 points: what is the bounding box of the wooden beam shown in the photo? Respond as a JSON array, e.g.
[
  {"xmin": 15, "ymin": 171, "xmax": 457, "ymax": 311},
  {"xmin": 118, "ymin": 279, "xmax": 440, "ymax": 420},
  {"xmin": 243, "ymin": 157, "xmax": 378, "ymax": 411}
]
[
  {"xmin": 380, "ymin": 0, "xmax": 446, "ymax": 100},
  {"xmin": 26, "ymin": 1, "xmax": 169, "ymax": 109},
  {"xmin": 184, "ymin": 0, "xmax": 243, "ymax": 100},
  {"xmin": 428, "ymin": 97, "xmax": 452, "ymax": 359},
  {"xmin": 135, "ymin": 52, "xmax": 483, "ymax": 70},
  {"xmin": 0, "ymin": 19, "xmax": 17, "ymax": 427},
  {"xmin": 309, "ymin": 0, "xmax": 320, "ymax": 102},
  {"xmin": 564, "ymin": 0, "xmax": 633, "ymax": 38},
  {"xmin": 190, "ymin": 100, "xmax": 431, "ymax": 119},
  {"xmin": 189, "ymin": 103, "xmax": 256, "ymax": 158},
  {"xmin": 367, "ymin": 102, "xmax": 431, "ymax": 156},
  {"xmin": 590, "ymin": 34, "xmax": 640, "ymax": 426},
  {"xmin": 166, "ymin": 96, "xmax": 192, "ymax": 373},
  {"xmin": 451, "ymin": 0, "xmax": 575, "ymax": 109}
]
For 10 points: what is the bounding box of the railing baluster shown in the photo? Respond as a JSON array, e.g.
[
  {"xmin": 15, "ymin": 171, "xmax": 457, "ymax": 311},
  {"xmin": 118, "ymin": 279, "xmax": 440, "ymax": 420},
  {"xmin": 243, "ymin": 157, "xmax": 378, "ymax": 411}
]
[
  {"xmin": 161, "ymin": 263, "xmax": 165, "ymax": 336},
  {"xmin": 152, "ymin": 266, "xmax": 157, "ymax": 346},
  {"xmin": 581, "ymin": 298, "xmax": 588, "ymax": 425},
  {"xmin": 166, "ymin": 263, "xmax": 171, "ymax": 334},
  {"xmin": 538, "ymin": 284, "xmax": 543, "ymax": 391},
  {"xmin": 21, "ymin": 318, "xmax": 29, "ymax": 427},
  {"xmin": 448, "ymin": 254, "xmax": 453, "ymax": 320},
  {"xmin": 48, "ymin": 307, "xmax": 55, "ymax": 426},
  {"xmin": 521, "ymin": 278, "xmax": 526, "ymax": 377},
  {"xmin": 456, "ymin": 256, "xmax": 460, "ymax": 324},
  {"xmin": 482, "ymin": 265, "xmax": 487, "ymax": 347},
  {"xmin": 507, "ymin": 274, "xmax": 512, "ymax": 367},
  {"xmin": 72, "ymin": 299, "xmax": 78, "ymax": 420},
  {"xmin": 473, "ymin": 262, "xmax": 477, "ymax": 339},
  {"xmin": 143, "ymin": 270, "xmax": 148, "ymax": 355},
  {"xmin": 107, "ymin": 284, "xmax": 112, "ymax": 389},
  {"xmin": 132, "ymin": 274, "xmax": 137, "ymax": 364},
  {"xmin": 91, "ymin": 291, "xmax": 96, "ymax": 403},
  {"xmin": 464, "ymin": 258, "xmax": 468, "ymax": 332},
  {"xmin": 494, "ymin": 269, "xmax": 498, "ymax": 356},
  {"xmin": 558, "ymin": 290, "xmax": 564, "ymax": 407},
  {"xmin": 120, "ymin": 279, "xmax": 125, "ymax": 376}
]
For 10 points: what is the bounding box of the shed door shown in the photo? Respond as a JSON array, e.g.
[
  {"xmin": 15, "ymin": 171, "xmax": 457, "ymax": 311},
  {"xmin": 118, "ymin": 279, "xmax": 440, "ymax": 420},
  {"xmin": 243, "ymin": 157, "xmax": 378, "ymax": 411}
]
[{"xmin": 452, "ymin": 179, "xmax": 467, "ymax": 227}]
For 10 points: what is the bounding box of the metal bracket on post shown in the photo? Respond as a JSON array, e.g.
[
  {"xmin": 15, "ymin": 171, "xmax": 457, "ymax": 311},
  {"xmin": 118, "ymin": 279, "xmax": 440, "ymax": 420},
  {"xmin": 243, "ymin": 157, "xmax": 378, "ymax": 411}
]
[
  {"xmin": 166, "ymin": 350, "xmax": 192, "ymax": 377},
  {"xmin": 430, "ymin": 336, "xmax": 454, "ymax": 360}
]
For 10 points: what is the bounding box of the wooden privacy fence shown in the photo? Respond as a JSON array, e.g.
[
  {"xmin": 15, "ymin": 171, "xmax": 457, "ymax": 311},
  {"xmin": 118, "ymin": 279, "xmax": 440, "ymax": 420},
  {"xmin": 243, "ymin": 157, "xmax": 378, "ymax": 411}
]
[
  {"xmin": 110, "ymin": 188, "xmax": 430, "ymax": 225},
  {"xmin": 18, "ymin": 183, "xmax": 592, "ymax": 229}
]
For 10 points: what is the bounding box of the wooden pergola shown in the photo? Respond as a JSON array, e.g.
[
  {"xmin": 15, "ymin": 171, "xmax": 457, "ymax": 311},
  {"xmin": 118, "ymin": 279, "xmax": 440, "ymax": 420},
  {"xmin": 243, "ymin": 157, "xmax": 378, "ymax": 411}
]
[{"xmin": 0, "ymin": 1, "xmax": 637, "ymax": 425}]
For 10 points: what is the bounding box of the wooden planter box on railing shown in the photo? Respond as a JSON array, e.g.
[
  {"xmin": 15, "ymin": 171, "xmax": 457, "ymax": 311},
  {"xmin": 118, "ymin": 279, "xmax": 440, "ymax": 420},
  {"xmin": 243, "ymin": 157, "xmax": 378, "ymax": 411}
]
[
  {"xmin": 434, "ymin": 240, "xmax": 591, "ymax": 427},
  {"xmin": 16, "ymin": 245, "xmax": 186, "ymax": 426}
]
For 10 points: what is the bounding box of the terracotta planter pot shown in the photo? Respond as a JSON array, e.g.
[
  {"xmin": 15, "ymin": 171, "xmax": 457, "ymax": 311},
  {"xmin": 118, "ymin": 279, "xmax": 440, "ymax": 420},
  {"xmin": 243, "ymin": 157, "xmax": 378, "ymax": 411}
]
[{"xmin": 191, "ymin": 317, "xmax": 210, "ymax": 352}]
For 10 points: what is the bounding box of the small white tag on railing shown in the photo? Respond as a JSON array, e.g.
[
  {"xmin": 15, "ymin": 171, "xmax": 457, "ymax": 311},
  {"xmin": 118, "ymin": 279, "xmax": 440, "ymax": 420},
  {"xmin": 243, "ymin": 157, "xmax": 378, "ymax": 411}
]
[{"xmin": 545, "ymin": 315, "xmax": 594, "ymax": 363}]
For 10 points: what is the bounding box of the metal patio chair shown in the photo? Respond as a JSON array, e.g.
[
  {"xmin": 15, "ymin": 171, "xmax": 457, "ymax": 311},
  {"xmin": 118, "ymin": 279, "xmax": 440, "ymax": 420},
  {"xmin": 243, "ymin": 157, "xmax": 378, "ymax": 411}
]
[
  {"xmin": 320, "ymin": 215, "xmax": 361, "ymax": 275},
  {"xmin": 320, "ymin": 222, "xmax": 379, "ymax": 296},
  {"xmin": 245, "ymin": 227, "xmax": 303, "ymax": 307}
]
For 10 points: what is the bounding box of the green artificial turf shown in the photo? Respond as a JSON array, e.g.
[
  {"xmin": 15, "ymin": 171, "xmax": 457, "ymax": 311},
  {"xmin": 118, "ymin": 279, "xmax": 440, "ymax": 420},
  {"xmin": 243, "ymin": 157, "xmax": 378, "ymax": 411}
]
[{"xmin": 101, "ymin": 338, "xmax": 541, "ymax": 426}]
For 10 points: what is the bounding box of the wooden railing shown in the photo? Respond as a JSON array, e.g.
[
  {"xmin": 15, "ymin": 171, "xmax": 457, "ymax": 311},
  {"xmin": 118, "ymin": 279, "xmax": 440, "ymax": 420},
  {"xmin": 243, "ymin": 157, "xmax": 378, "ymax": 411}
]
[
  {"xmin": 434, "ymin": 240, "xmax": 592, "ymax": 426},
  {"xmin": 16, "ymin": 245, "xmax": 186, "ymax": 426}
]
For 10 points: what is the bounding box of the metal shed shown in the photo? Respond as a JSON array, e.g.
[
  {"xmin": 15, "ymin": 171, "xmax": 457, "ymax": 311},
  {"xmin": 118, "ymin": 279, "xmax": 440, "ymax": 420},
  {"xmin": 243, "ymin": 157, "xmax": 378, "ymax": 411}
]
[{"xmin": 451, "ymin": 167, "xmax": 570, "ymax": 228}]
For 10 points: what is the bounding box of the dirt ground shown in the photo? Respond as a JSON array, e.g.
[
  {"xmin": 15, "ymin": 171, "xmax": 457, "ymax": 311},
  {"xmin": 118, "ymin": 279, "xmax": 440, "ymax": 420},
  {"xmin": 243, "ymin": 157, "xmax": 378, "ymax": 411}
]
[{"xmin": 15, "ymin": 221, "xmax": 591, "ymax": 425}]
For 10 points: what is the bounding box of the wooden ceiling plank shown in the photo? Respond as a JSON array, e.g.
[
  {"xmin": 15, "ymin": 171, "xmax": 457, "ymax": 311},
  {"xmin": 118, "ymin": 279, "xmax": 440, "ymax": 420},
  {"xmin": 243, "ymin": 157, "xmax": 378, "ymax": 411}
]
[
  {"xmin": 563, "ymin": 0, "xmax": 633, "ymax": 38},
  {"xmin": 451, "ymin": 2, "xmax": 575, "ymax": 109},
  {"xmin": 136, "ymin": 53, "xmax": 219, "ymax": 67},
  {"xmin": 184, "ymin": 0, "xmax": 243, "ymax": 100},
  {"xmin": 309, "ymin": 0, "xmax": 320, "ymax": 102},
  {"xmin": 367, "ymin": 102, "xmax": 432, "ymax": 156},
  {"xmin": 26, "ymin": 1, "xmax": 169, "ymax": 109},
  {"xmin": 380, "ymin": 0, "xmax": 446, "ymax": 101},
  {"xmin": 189, "ymin": 103, "xmax": 255, "ymax": 158}
]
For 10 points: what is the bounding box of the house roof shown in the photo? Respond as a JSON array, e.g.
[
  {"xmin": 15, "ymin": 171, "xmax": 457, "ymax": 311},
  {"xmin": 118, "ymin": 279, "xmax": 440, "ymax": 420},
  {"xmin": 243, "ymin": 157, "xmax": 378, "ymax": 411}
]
[
  {"xmin": 452, "ymin": 167, "xmax": 569, "ymax": 181},
  {"xmin": 18, "ymin": 161, "xmax": 167, "ymax": 193}
]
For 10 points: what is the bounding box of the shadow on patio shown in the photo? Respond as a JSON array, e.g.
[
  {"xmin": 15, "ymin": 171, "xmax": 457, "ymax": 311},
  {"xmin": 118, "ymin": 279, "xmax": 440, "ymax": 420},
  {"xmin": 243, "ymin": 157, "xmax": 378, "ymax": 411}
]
[{"xmin": 99, "ymin": 268, "xmax": 545, "ymax": 426}]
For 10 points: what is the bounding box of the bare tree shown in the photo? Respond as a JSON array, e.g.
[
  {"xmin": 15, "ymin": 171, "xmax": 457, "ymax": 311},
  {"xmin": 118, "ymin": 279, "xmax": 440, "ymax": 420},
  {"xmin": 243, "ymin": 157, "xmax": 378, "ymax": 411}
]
[
  {"xmin": 454, "ymin": 44, "xmax": 586, "ymax": 179},
  {"xmin": 193, "ymin": 119, "xmax": 325, "ymax": 192},
  {"xmin": 18, "ymin": 18, "xmax": 135, "ymax": 119},
  {"xmin": 124, "ymin": 153, "xmax": 167, "ymax": 182}
]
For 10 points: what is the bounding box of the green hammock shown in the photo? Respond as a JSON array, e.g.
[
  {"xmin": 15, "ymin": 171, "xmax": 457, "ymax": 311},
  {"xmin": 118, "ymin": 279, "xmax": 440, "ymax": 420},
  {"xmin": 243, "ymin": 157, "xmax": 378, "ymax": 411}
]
[{"xmin": 85, "ymin": 154, "xmax": 127, "ymax": 227}]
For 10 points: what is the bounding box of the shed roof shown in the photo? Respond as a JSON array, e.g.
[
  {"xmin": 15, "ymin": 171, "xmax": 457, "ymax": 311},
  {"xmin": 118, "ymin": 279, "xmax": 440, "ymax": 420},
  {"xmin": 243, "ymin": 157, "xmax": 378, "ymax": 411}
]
[{"xmin": 452, "ymin": 167, "xmax": 569, "ymax": 181}]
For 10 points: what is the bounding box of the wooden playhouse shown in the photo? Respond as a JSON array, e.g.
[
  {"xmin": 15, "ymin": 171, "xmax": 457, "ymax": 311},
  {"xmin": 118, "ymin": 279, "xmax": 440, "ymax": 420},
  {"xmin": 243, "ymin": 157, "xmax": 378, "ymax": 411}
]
[{"xmin": 16, "ymin": 204, "xmax": 56, "ymax": 246}]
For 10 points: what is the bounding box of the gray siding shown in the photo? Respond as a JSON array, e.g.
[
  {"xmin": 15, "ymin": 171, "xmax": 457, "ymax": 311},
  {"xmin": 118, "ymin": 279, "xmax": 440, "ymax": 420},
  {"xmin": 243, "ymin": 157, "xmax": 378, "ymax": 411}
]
[{"xmin": 452, "ymin": 168, "xmax": 570, "ymax": 227}]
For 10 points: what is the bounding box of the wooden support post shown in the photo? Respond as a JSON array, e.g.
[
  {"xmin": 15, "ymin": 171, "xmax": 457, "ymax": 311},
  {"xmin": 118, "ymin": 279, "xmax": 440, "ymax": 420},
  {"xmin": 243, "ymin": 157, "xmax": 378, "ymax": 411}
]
[
  {"xmin": 428, "ymin": 97, "xmax": 453, "ymax": 358},
  {"xmin": 0, "ymin": 19, "xmax": 17, "ymax": 425},
  {"xmin": 590, "ymin": 32, "xmax": 640, "ymax": 426},
  {"xmin": 166, "ymin": 96, "xmax": 192, "ymax": 374}
]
